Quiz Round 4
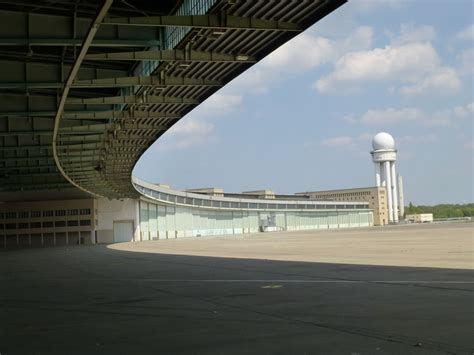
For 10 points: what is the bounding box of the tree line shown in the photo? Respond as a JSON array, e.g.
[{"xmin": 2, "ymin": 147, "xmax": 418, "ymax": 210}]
[{"xmin": 405, "ymin": 203, "xmax": 474, "ymax": 219}]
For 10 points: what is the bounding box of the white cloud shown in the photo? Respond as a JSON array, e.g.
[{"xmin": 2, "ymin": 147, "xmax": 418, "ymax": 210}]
[
  {"xmin": 262, "ymin": 26, "xmax": 373, "ymax": 72},
  {"xmin": 227, "ymin": 26, "xmax": 374, "ymax": 94},
  {"xmin": 358, "ymin": 107, "xmax": 424, "ymax": 125},
  {"xmin": 453, "ymin": 102, "xmax": 474, "ymax": 118},
  {"xmin": 398, "ymin": 134, "xmax": 437, "ymax": 145},
  {"xmin": 155, "ymin": 93, "xmax": 242, "ymax": 151},
  {"xmin": 157, "ymin": 119, "xmax": 214, "ymax": 151},
  {"xmin": 457, "ymin": 48, "xmax": 474, "ymax": 76},
  {"xmin": 197, "ymin": 94, "xmax": 242, "ymax": 117},
  {"xmin": 352, "ymin": 0, "xmax": 405, "ymax": 12},
  {"xmin": 456, "ymin": 24, "xmax": 474, "ymax": 41},
  {"xmin": 315, "ymin": 41, "xmax": 461, "ymax": 96},
  {"xmin": 320, "ymin": 136, "xmax": 354, "ymax": 147},
  {"xmin": 464, "ymin": 140, "xmax": 474, "ymax": 150},
  {"xmin": 400, "ymin": 67, "xmax": 461, "ymax": 95},
  {"xmin": 315, "ymin": 42, "xmax": 440, "ymax": 92},
  {"xmin": 262, "ymin": 33, "xmax": 334, "ymax": 71},
  {"xmin": 228, "ymin": 68, "xmax": 268, "ymax": 94},
  {"xmin": 388, "ymin": 23, "xmax": 436, "ymax": 45},
  {"xmin": 348, "ymin": 102, "xmax": 473, "ymax": 126}
]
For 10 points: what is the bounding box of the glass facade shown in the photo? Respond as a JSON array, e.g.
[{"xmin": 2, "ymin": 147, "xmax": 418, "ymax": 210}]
[{"xmin": 133, "ymin": 180, "xmax": 374, "ymax": 241}]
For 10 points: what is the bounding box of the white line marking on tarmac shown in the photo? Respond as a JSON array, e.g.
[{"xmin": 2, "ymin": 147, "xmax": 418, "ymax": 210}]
[{"xmin": 7, "ymin": 278, "xmax": 473, "ymax": 283}]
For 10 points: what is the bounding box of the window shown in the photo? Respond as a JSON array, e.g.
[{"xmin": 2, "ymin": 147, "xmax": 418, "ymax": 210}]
[
  {"xmin": 55, "ymin": 210, "xmax": 66, "ymax": 217},
  {"xmin": 80, "ymin": 219, "xmax": 91, "ymax": 226},
  {"xmin": 5, "ymin": 223, "xmax": 16, "ymax": 229},
  {"xmin": 79, "ymin": 209, "xmax": 91, "ymax": 216},
  {"xmin": 231, "ymin": 202, "xmax": 239, "ymax": 208},
  {"xmin": 5, "ymin": 212, "xmax": 17, "ymax": 219},
  {"xmin": 42, "ymin": 221, "xmax": 53, "ymax": 228},
  {"xmin": 67, "ymin": 209, "xmax": 78, "ymax": 216},
  {"xmin": 0, "ymin": 212, "xmax": 4, "ymax": 219},
  {"xmin": 67, "ymin": 220, "xmax": 79, "ymax": 227},
  {"xmin": 31, "ymin": 211, "xmax": 41, "ymax": 218},
  {"xmin": 43, "ymin": 211, "xmax": 54, "ymax": 217},
  {"xmin": 30, "ymin": 222, "xmax": 41, "ymax": 228},
  {"xmin": 55, "ymin": 221, "xmax": 66, "ymax": 227},
  {"xmin": 194, "ymin": 199, "xmax": 203, "ymax": 207},
  {"xmin": 18, "ymin": 222, "xmax": 29, "ymax": 229},
  {"xmin": 18, "ymin": 211, "xmax": 29, "ymax": 218}
]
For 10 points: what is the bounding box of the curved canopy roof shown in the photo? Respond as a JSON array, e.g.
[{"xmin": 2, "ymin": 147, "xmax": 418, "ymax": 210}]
[{"xmin": 0, "ymin": 0, "xmax": 346, "ymax": 200}]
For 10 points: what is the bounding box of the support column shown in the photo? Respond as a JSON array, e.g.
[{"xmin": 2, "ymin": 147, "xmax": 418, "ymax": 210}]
[
  {"xmin": 391, "ymin": 162, "xmax": 399, "ymax": 222},
  {"xmin": 398, "ymin": 175, "xmax": 405, "ymax": 218},
  {"xmin": 384, "ymin": 161, "xmax": 393, "ymax": 223},
  {"xmin": 375, "ymin": 163, "xmax": 381, "ymax": 187}
]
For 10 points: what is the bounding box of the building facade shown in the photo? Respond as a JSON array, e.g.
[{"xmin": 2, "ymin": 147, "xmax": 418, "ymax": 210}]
[
  {"xmin": 296, "ymin": 187, "xmax": 388, "ymax": 226},
  {"xmin": 1, "ymin": 178, "xmax": 375, "ymax": 248}
]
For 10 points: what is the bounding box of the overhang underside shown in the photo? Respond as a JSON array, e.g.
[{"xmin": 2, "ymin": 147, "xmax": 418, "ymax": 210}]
[{"xmin": 0, "ymin": 0, "xmax": 346, "ymax": 199}]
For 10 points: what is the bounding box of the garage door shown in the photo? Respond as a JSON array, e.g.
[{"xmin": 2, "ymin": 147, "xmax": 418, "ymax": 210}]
[{"xmin": 113, "ymin": 221, "xmax": 134, "ymax": 243}]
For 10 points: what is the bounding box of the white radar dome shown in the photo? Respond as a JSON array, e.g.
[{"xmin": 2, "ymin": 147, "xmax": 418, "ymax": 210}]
[{"xmin": 372, "ymin": 132, "xmax": 395, "ymax": 150}]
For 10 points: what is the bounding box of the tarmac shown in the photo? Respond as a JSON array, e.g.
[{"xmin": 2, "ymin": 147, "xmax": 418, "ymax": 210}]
[{"xmin": 1, "ymin": 222, "xmax": 473, "ymax": 354}]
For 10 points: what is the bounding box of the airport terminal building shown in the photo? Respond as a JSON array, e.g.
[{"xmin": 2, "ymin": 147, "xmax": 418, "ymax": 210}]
[{"xmin": 1, "ymin": 177, "xmax": 373, "ymax": 247}]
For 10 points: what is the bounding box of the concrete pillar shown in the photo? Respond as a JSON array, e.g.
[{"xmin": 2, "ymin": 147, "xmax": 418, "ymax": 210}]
[
  {"xmin": 375, "ymin": 163, "xmax": 381, "ymax": 187},
  {"xmin": 384, "ymin": 161, "xmax": 393, "ymax": 223},
  {"xmin": 391, "ymin": 162, "xmax": 399, "ymax": 222},
  {"xmin": 398, "ymin": 175, "xmax": 405, "ymax": 218}
]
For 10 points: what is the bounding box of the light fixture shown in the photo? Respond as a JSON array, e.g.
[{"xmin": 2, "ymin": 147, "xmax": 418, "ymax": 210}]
[{"xmin": 236, "ymin": 55, "xmax": 249, "ymax": 61}]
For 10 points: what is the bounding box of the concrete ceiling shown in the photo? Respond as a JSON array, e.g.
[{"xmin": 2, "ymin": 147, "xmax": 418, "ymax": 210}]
[{"xmin": 0, "ymin": 0, "xmax": 346, "ymax": 200}]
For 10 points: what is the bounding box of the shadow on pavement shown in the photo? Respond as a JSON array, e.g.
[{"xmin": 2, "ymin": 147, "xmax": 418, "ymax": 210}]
[{"xmin": 1, "ymin": 244, "xmax": 473, "ymax": 354}]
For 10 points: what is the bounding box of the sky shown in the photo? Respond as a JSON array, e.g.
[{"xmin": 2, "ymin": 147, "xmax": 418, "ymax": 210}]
[{"xmin": 134, "ymin": 0, "xmax": 474, "ymax": 205}]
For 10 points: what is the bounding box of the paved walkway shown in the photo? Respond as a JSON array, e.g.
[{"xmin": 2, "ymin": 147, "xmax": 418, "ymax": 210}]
[{"xmin": 1, "ymin": 223, "xmax": 473, "ymax": 354}]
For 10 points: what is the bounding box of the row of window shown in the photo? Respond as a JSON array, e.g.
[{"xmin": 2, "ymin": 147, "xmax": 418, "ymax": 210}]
[
  {"xmin": 0, "ymin": 209, "xmax": 91, "ymax": 220},
  {"xmin": 313, "ymin": 191, "xmax": 372, "ymax": 200},
  {"xmin": 0, "ymin": 220, "xmax": 91, "ymax": 230},
  {"xmin": 136, "ymin": 186, "xmax": 369, "ymax": 211}
]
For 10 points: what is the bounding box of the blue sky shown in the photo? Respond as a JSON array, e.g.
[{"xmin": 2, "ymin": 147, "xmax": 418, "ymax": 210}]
[{"xmin": 134, "ymin": 0, "xmax": 474, "ymax": 205}]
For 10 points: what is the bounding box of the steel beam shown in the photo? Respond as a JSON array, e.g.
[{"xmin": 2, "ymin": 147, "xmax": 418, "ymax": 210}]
[
  {"xmin": 0, "ymin": 75, "xmax": 222, "ymax": 89},
  {"xmin": 0, "ymin": 38, "xmax": 161, "ymax": 47},
  {"xmin": 59, "ymin": 122, "xmax": 167, "ymax": 132},
  {"xmin": 0, "ymin": 145, "xmax": 52, "ymax": 151},
  {"xmin": 0, "ymin": 131, "xmax": 52, "ymax": 136},
  {"xmin": 0, "ymin": 155, "xmax": 52, "ymax": 162},
  {"xmin": 73, "ymin": 75, "xmax": 223, "ymax": 88},
  {"xmin": 0, "ymin": 110, "xmax": 181, "ymax": 119},
  {"xmin": 0, "ymin": 59, "xmax": 128, "ymax": 93},
  {"xmin": 103, "ymin": 14, "xmax": 301, "ymax": 32},
  {"xmin": 66, "ymin": 95, "xmax": 199, "ymax": 105},
  {"xmin": 85, "ymin": 49, "xmax": 255, "ymax": 63}
]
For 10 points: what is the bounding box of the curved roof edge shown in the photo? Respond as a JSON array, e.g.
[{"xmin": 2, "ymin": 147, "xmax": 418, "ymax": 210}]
[{"xmin": 132, "ymin": 176, "xmax": 371, "ymax": 211}]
